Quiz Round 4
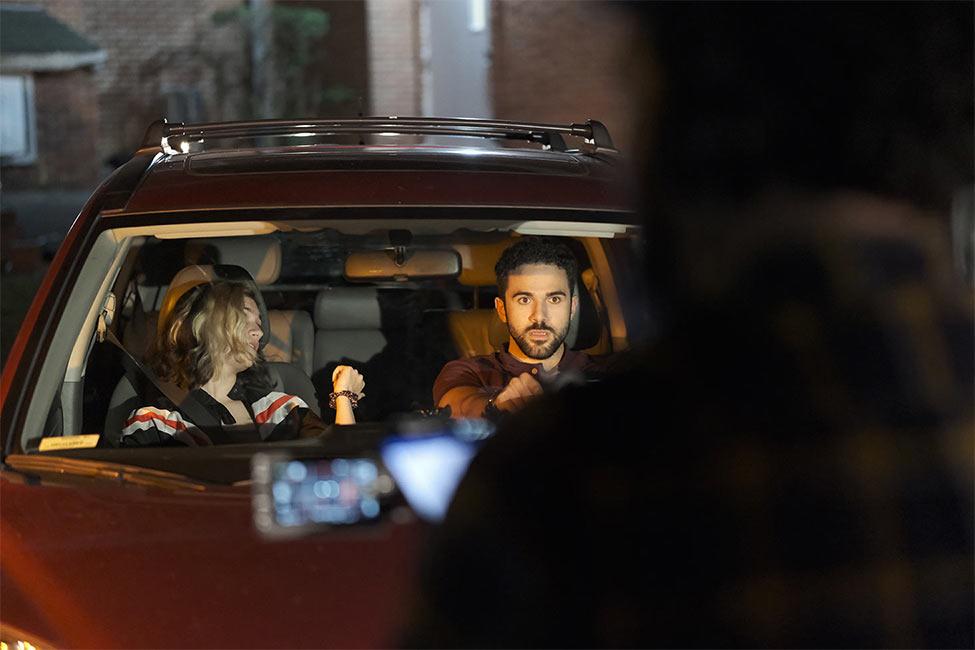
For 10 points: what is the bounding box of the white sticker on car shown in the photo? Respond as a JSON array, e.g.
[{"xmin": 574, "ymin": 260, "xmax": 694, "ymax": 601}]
[{"xmin": 38, "ymin": 434, "xmax": 100, "ymax": 451}]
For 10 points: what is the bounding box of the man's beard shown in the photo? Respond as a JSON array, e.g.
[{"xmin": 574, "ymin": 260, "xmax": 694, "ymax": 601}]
[{"xmin": 510, "ymin": 321, "xmax": 568, "ymax": 360}]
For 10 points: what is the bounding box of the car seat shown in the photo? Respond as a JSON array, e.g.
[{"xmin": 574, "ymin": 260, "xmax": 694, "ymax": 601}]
[
  {"xmin": 310, "ymin": 287, "xmax": 387, "ymax": 414},
  {"xmin": 312, "ymin": 287, "xmax": 387, "ymax": 370},
  {"xmin": 263, "ymin": 310, "xmax": 315, "ymax": 377},
  {"xmin": 195, "ymin": 237, "xmax": 315, "ymax": 379},
  {"xmin": 122, "ymin": 236, "xmax": 316, "ymax": 374}
]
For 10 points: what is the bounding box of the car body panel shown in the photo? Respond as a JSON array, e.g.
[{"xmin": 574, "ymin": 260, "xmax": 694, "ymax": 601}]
[
  {"xmin": 1, "ymin": 461, "xmax": 423, "ymax": 648},
  {"xmin": 117, "ymin": 148, "xmax": 628, "ymax": 215}
]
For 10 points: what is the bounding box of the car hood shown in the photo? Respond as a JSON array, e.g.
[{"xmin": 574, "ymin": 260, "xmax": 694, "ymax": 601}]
[{"xmin": 1, "ymin": 461, "xmax": 425, "ymax": 648}]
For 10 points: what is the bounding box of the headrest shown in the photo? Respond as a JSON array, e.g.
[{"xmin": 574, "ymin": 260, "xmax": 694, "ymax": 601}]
[
  {"xmin": 186, "ymin": 237, "xmax": 282, "ymax": 285},
  {"xmin": 570, "ymin": 268, "xmax": 602, "ymax": 351},
  {"xmin": 314, "ymin": 287, "xmax": 382, "ymax": 330},
  {"xmin": 263, "ymin": 310, "xmax": 314, "ymax": 377},
  {"xmin": 453, "ymin": 240, "xmax": 515, "ymax": 287},
  {"xmin": 448, "ymin": 309, "xmax": 509, "ymax": 357},
  {"xmin": 157, "ymin": 264, "xmax": 269, "ymax": 350}
]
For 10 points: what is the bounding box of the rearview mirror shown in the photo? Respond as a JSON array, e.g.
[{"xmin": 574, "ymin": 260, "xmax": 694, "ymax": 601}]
[{"xmin": 344, "ymin": 249, "xmax": 461, "ymax": 281}]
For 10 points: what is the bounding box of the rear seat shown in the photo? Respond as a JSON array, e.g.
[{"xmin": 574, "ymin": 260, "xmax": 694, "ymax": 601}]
[
  {"xmin": 448, "ymin": 309, "xmax": 508, "ymax": 358},
  {"xmin": 312, "ymin": 287, "xmax": 387, "ymax": 372},
  {"xmin": 311, "ymin": 287, "xmax": 387, "ymax": 414},
  {"xmin": 263, "ymin": 310, "xmax": 314, "ymax": 377},
  {"xmin": 444, "ymin": 240, "xmax": 511, "ymax": 357},
  {"xmin": 194, "ymin": 237, "xmax": 318, "ymax": 376}
]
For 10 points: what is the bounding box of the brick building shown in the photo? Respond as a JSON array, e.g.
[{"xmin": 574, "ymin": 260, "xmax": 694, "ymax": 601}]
[
  {"xmin": 2, "ymin": 0, "xmax": 633, "ymax": 194},
  {"xmin": 366, "ymin": 0, "xmax": 636, "ymax": 152},
  {"xmin": 7, "ymin": 0, "xmax": 369, "ymax": 178},
  {"xmin": 366, "ymin": 0, "xmax": 421, "ymax": 117},
  {"xmin": 0, "ymin": 0, "xmax": 371, "ymax": 260},
  {"xmin": 3, "ymin": 0, "xmax": 633, "ymax": 190},
  {"xmin": 0, "ymin": 4, "xmax": 105, "ymax": 190},
  {"xmin": 490, "ymin": 2, "xmax": 637, "ymax": 152},
  {"xmin": 26, "ymin": 0, "xmax": 249, "ymax": 168}
]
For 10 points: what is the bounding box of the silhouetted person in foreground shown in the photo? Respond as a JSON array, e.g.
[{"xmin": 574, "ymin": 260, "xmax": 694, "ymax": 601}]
[{"xmin": 406, "ymin": 3, "xmax": 973, "ymax": 647}]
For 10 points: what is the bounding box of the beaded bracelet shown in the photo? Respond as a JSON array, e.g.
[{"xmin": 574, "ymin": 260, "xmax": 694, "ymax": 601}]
[{"xmin": 329, "ymin": 390, "xmax": 360, "ymax": 410}]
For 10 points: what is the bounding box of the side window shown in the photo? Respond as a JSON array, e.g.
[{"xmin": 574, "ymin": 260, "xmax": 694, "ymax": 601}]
[
  {"xmin": 604, "ymin": 235, "xmax": 652, "ymax": 345},
  {"xmin": 0, "ymin": 74, "xmax": 37, "ymax": 164},
  {"xmin": 80, "ymin": 248, "xmax": 146, "ymax": 438}
]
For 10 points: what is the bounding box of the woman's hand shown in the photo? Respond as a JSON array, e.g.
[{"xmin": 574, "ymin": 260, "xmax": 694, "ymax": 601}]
[{"xmin": 332, "ymin": 365, "xmax": 365, "ymax": 397}]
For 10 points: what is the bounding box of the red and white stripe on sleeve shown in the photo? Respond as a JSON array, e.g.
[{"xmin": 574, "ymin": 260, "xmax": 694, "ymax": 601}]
[
  {"xmin": 252, "ymin": 392, "xmax": 307, "ymax": 426},
  {"xmin": 121, "ymin": 407, "xmax": 198, "ymax": 440}
]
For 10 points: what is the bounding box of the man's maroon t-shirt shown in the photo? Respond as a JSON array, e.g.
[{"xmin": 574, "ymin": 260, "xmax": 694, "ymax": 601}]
[{"xmin": 432, "ymin": 344, "xmax": 603, "ymax": 406}]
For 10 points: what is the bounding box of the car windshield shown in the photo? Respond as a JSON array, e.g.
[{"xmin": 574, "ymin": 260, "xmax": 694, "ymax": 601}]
[{"xmin": 18, "ymin": 209, "xmax": 647, "ymax": 483}]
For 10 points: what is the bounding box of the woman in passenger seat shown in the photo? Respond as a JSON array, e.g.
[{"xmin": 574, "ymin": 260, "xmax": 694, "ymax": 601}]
[{"xmin": 120, "ymin": 281, "xmax": 365, "ymax": 446}]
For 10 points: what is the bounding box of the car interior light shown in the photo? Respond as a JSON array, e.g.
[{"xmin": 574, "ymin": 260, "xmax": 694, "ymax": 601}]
[
  {"xmin": 514, "ymin": 221, "xmax": 630, "ymax": 238},
  {"xmin": 112, "ymin": 222, "xmax": 278, "ymax": 239}
]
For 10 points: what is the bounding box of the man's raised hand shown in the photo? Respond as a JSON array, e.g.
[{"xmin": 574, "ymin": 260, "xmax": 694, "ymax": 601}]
[{"xmin": 494, "ymin": 372, "xmax": 543, "ymax": 412}]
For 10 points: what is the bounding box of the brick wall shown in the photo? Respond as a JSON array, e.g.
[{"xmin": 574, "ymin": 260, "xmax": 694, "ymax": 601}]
[
  {"xmin": 490, "ymin": 1, "xmax": 638, "ymax": 154},
  {"xmin": 287, "ymin": 0, "xmax": 371, "ymax": 118},
  {"xmin": 35, "ymin": 0, "xmax": 245, "ymax": 164},
  {"xmin": 9, "ymin": 0, "xmax": 636, "ymax": 184},
  {"xmin": 88, "ymin": 0, "xmax": 242, "ymax": 162},
  {"xmin": 2, "ymin": 69, "xmax": 100, "ymax": 190},
  {"xmin": 35, "ymin": 0, "xmax": 369, "ymax": 163},
  {"xmin": 366, "ymin": 0, "xmax": 421, "ymax": 116}
]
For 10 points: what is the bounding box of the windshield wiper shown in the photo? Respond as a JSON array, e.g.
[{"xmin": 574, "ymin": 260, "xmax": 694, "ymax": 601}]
[{"xmin": 3, "ymin": 454, "xmax": 215, "ymax": 492}]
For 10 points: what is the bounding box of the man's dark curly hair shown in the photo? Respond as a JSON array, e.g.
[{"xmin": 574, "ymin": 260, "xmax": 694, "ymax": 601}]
[{"xmin": 494, "ymin": 237, "xmax": 578, "ymax": 298}]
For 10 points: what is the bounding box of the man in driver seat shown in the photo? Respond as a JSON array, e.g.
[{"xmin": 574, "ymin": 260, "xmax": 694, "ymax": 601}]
[{"xmin": 434, "ymin": 237, "xmax": 608, "ymax": 419}]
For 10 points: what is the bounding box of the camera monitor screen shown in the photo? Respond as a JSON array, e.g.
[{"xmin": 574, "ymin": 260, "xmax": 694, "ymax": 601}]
[
  {"xmin": 380, "ymin": 434, "xmax": 479, "ymax": 523},
  {"xmin": 264, "ymin": 457, "xmax": 384, "ymax": 529}
]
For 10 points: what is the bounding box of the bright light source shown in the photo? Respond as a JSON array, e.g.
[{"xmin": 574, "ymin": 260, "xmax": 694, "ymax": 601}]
[
  {"xmin": 469, "ymin": 0, "xmax": 487, "ymax": 32},
  {"xmin": 160, "ymin": 136, "xmax": 179, "ymax": 155},
  {"xmin": 515, "ymin": 221, "xmax": 631, "ymax": 238},
  {"xmin": 381, "ymin": 435, "xmax": 477, "ymax": 522},
  {"xmin": 112, "ymin": 221, "xmax": 278, "ymax": 239}
]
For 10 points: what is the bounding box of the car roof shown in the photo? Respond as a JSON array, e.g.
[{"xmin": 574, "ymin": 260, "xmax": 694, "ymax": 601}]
[{"xmin": 100, "ymin": 117, "xmax": 635, "ymax": 217}]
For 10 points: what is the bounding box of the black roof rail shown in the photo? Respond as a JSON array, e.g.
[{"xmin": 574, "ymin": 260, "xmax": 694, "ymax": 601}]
[{"xmin": 138, "ymin": 116, "xmax": 616, "ymax": 155}]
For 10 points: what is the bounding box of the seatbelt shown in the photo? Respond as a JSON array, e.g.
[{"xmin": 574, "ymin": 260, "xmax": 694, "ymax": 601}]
[{"xmin": 103, "ymin": 328, "xmax": 214, "ymax": 446}]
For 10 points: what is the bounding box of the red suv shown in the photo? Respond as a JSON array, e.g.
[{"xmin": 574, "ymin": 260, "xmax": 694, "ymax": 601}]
[{"xmin": 0, "ymin": 117, "xmax": 643, "ymax": 648}]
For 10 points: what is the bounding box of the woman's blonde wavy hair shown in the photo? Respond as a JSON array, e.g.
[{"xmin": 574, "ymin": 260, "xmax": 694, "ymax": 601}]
[{"xmin": 148, "ymin": 281, "xmax": 267, "ymax": 389}]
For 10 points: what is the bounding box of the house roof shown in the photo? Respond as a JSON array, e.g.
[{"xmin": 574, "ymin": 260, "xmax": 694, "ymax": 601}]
[{"xmin": 0, "ymin": 4, "xmax": 106, "ymax": 71}]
